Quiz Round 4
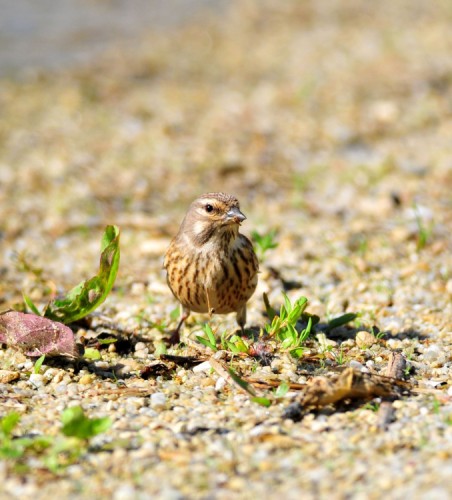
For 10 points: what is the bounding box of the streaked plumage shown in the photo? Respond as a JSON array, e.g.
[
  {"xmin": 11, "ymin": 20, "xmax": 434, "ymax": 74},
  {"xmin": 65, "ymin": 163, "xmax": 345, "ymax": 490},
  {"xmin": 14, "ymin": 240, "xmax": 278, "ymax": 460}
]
[{"xmin": 164, "ymin": 192, "xmax": 258, "ymax": 339}]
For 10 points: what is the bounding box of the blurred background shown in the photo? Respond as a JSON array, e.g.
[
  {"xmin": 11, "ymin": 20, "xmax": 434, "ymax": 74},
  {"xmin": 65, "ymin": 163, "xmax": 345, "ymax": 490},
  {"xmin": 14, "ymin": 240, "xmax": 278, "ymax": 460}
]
[
  {"xmin": 0, "ymin": 0, "xmax": 227, "ymax": 75},
  {"xmin": 0, "ymin": 0, "xmax": 451, "ymax": 328}
]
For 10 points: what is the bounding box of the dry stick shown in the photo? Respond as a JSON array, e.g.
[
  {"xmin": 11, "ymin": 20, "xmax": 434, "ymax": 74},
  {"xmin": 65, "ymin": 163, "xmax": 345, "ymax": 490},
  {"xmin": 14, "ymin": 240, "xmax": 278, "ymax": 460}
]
[{"xmin": 377, "ymin": 352, "xmax": 407, "ymax": 430}]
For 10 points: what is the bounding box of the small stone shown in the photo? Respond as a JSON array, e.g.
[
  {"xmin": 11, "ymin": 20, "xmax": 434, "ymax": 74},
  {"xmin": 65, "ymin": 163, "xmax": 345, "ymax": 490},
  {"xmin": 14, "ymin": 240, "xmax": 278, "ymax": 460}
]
[
  {"xmin": 150, "ymin": 392, "xmax": 167, "ymax": 410},
  {"xmin": 282, "ymin": 402, "xmax": 303, "ymax": 422},
  {"xmin": 0, "ymin": 370, "xmax": 20, "ymax": 383},
  {"xmin": 349, "ymin": 360, "xmax": 365, "ymax": 371},
  {"xmin": 29, "ymin": 373, "xmax": 45, "ymax": 388},
  {"xmin": 213, "ymin": 350, "xmax": 227, "ymax": 360},
  {"xmin": 215, "ymin": 377, "xmax": 226, "ymax": 391},
  {"xmin": 192, "ymin": 361, "xmax": 212, "ymax": 373},
  {"xmin": 79, "ymin": 374, "xmax": 94, "ymax": 385},
  {"xmin": 356, "ymin": 331, "xmax": 377, "ymax": 349},
  {"xmin": 423, "ymin": 345, "xmax": 442, "ymax": 361}
]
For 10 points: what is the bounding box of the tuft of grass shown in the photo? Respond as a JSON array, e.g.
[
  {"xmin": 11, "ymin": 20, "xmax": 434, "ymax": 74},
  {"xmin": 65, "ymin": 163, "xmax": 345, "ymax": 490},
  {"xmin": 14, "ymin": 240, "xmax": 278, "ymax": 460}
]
[
  {"xmin": 251, "ymin": 229, "xmax": 278, "ymax": 261},
  {"xmin": 413, "ymin": 204, "xmax": 433, "ymax": 251},
  {"xmin": 264, "ymin": 293, "xmax": 313, "ymax": 358}
]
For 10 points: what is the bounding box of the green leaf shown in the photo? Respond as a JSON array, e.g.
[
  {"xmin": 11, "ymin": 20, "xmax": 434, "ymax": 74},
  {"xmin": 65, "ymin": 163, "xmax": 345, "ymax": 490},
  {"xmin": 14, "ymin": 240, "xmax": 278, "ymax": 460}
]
[
  {"xmin": 327, "ymin": 313, "xmax": 358, "ymax": 330},
  {"xmin": 251, "ymin": 396, "xmax": 272, "ymax": 407},
  {"xmin": 44, "ymin": 225, "xmax": 120, "ymax": 324},
  {"xmin": 97, "ymin": 338, "xmax": 117, "ymax": 345},
  {"xmin": 283, "ymin": 293, "xmax": 292, "ymax": 314},
  {"xmin": 202, "ymin": 324, "xmax": 216, "ymax": 345},
  {"xmin": 83, "ymin": 347, "xmax": 101, "ymax": 360},
  {"xmin": 0, "ymin": 412, "xmax": 20, "ymax": 437},
  {"xmin": 33, "ymin": 354, "xmax": 46, "ymax": 374},
  {"xmin": 229, "ymin": 335, "xmax": 249, "ymax": 353},
  {"xmin": 281, "ymin": 337, "xmax": 294, "ymax": 349},
  {"xmin": 300, "ymin": 316, "xmax": 312, "ymax": 342},
  {"xmin": 23, "ymin": 293, "xmax": 41, "ymax": 316},
  {"xmin": 289, "ymin": 347, "xmax": 304, "ymax": 358},
  {"xmin": 61, "ymin": 406, "xmax": 111, "ymax": 439},
  {"xmin": 196, "ymin": 336, "xmax": 217, "ymax": 351},
  {"xmin": 275, "ymin": 381, "xmax": 290, "ymax": 398}
]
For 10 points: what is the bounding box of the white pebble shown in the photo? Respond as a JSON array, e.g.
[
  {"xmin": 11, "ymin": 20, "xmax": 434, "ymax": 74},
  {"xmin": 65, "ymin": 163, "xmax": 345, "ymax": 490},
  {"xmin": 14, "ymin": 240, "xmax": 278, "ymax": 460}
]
[
  {"xmin": 192, "ymin": 361, "xmax": 212, "ymax": 373},
  {"xmin": 28, "ymin": 374, "xmax": 45, "ymax": 389},
  {"xmin": 113, "ymin": 484, "xmax": 137, "ymax": 500},
  {"xmin": 423, "ymin": 345, "xmax": 442, "ymax": 361},
  {"xmin": 349, "ymin": 360, "xmax": 365, "ymax": 371},
  {"xmin": 150, "ymin": 392, "xmax": 167, "ymax": 410},
  {"xmin": 215, "ymin": 377, "xmax": 227, "ymax": 392}
]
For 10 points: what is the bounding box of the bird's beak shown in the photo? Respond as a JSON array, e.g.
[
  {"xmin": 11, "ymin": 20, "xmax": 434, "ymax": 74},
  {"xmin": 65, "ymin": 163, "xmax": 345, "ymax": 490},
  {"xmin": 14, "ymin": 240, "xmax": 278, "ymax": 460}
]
[{"xmin": 226, "ymin": 207, "xmax": 246, "ymax": 224}]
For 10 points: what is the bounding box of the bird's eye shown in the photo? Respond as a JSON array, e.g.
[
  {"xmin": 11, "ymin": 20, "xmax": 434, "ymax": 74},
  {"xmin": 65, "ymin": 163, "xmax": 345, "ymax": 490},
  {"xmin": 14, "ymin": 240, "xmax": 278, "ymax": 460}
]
[{"xmin": 205, "ymin": 204, "xmax": 213, "ymax": 213}]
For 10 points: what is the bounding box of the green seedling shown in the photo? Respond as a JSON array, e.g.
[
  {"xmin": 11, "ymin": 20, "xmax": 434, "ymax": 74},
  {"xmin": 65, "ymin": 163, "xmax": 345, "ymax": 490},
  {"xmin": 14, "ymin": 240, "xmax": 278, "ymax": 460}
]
[
  {"xmin": 33, "ymin": 354, "xmax": 46, "ymax": 375},
  {"xmin": 196, "ymin": 324, "xmax": 218, "ymax": 352},
  {"xmin": 413, "ymin": 204, "xmax": 433, "ymax": 251},
  {"xmin": 251, "ymin": 229, "xmax": 278, "ymax": 261},
  {"xmin": 0, "ymin": 406, "xmax": 111, "ymax": 474},
  {"xmin": 362, "ymin": 402, "xmax": 380, "ymax": 412},
  {"xmin": 274, "ymin": 380, "xmax": 290, "ymax": 398},
  {"xmin": 220, "ymin": 332, "xmax": 250, "ymax": 354},
  {"xmin": 61, "ymin": 406, "xmax": 111, "ymax": 440},
  {"xmin": 264, "ymin": 293, "xmax": 313, "ymax": 357},
  {"xmin": 44, "ymin": 225, "xmax": 120, "ymax": 324}
]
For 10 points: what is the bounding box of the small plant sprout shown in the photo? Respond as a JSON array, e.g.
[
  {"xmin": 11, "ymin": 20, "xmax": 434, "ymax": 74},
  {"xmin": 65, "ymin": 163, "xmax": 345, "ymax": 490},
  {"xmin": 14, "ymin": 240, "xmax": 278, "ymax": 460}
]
[
  {"xmin": 221, "ymin": 332, "xmax": 250, "ymax": 354},
  {"xmin": 413, "ymin": 203, "xmax": 433, "ymax": 251},
  {"xmin": 264, "ymin": 293, "xmax": 314, "ymax": 358},
  {"xmin": 0, "ymin": 407, "xmax": 112, "ymax": 473},
  {"xmin": 33, "ymin": 354, "xmax": 46, "ymax": 375},
  {"xmin": 196, "ymin": 324, "xmax": 218, "ymax": 352},
  {"xmin": 333, "ymin": 345, "xmax": 348, "ymax": 366},
  {"xmin": 251, "ymin": 229, "xmax": 278, "ymax": 261},
  {"xmin": 274, "ymin": 381, "xmax": 290, "ymax": 398}
]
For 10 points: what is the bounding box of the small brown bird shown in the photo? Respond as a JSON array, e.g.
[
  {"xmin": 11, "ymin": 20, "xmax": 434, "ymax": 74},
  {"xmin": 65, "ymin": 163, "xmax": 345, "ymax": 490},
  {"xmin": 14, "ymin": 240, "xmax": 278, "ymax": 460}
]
[{"xmin": 164, "ymin": 192, "xmax": 259, "ymax": 341}]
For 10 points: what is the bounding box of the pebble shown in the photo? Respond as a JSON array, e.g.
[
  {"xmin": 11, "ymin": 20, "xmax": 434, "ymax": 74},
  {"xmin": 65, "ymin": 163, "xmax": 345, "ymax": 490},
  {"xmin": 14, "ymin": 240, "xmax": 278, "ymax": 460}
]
[
  {"xmin": 215, "ymin": 377, "xmax": 227, "ymax": 392},
  {"xmin": 28, "ymin": 374, "xmax": 45, "ymax": 389},
  {"xmin": 355, "ymin": 331, "xmax": 377, "ymax": 349},
  {"xmin": 150, "ymin": 392, "xmax": 167, "ymax": 410},
  {"xmin": 0, "ymin": 370, "xmax": 20, "ymax": 383},
  {"xmin": 192, "ymin": 361, "xmax": 212, "ymax": 373},
  {"xmin": 349, "ymin": 360, "xmax": 365, "ymax": 371}
]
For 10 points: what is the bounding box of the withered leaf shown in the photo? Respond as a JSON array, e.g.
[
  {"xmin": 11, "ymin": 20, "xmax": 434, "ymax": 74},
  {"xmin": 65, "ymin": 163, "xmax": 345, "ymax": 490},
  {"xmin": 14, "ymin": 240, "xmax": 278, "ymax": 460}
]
[
  {"xmin": 0, "ymin": 311, "xmax": 78, "ymax": 358},
  {"xmin": 298, "ymin": 367, "xmax": 402, "ymax": 408}
]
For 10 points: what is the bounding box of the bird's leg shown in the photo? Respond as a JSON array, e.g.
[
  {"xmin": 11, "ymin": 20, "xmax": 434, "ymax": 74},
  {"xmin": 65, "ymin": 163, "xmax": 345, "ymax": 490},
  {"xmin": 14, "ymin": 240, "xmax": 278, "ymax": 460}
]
[
  {"xmin": 168, "ymin": 306, "xmax": 190, "ymax": 345},
  {"xmin": 236, "ymin": 305, "xmax": 247, "ymax": 335},
  {"xmin": 205, "ymin": 286, "xmax": 215, "ymax": 317}
]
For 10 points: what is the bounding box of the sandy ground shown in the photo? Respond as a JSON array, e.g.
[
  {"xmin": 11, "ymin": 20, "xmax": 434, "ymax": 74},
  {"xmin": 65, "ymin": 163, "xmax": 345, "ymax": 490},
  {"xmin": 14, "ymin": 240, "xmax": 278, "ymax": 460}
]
[{"xmin": 0, "ymin": 0, "xmax": 451, "ymax": 498}]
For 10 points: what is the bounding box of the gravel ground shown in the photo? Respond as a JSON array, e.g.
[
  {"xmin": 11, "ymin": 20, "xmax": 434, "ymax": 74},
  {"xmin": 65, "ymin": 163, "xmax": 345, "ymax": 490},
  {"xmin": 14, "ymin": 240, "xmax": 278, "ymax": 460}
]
[{"xmin": 0, "ymin": 0, "xmax": 451, "ymax": 498}]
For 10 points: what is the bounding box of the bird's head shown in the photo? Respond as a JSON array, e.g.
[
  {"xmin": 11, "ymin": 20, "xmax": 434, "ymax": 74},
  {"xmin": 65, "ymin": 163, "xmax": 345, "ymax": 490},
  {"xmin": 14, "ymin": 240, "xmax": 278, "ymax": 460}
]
[{"xmin": 180, "ymin": 192, "xmax": 247, "ymax": 247}]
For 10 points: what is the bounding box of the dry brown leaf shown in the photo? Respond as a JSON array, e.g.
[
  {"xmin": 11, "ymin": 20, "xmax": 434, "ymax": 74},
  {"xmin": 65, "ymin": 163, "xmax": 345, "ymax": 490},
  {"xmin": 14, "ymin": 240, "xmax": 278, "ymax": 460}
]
[{"xmin": 299, "ymin": 367, "xmax": 403, "ymax": 408}]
